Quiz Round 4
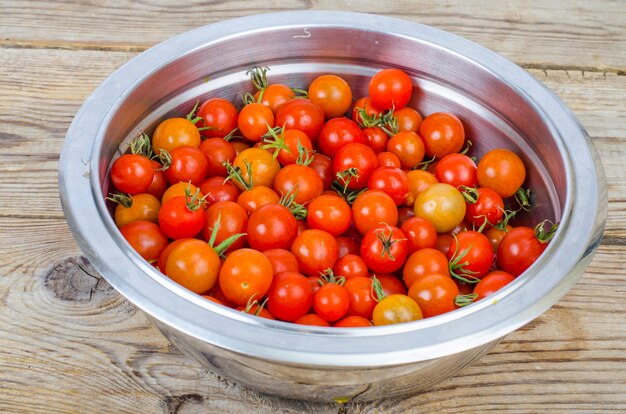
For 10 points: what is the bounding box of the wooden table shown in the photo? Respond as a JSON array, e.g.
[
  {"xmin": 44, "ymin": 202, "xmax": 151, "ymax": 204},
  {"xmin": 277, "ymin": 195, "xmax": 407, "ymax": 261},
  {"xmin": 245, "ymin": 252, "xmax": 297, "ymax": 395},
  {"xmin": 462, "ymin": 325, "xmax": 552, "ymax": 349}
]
[{"xmin": 1, "ymin": 1, "xmax": 624, "ymax": 412}]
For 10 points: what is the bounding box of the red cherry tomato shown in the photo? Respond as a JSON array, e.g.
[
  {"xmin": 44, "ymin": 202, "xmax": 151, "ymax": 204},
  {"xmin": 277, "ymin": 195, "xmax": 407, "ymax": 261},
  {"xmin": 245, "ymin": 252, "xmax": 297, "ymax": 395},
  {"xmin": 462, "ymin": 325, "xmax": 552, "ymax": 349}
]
[
  {"xmin": 158, "ymin": 196, "xmax": 205, "ymax": 239},
  {"xmin": 334, "ymin": 315, "xmax": 373, "ymax": 327},
  {"xmin": 400, "ymin": 217, "xmax": 438, "ymax": 254},
  {"xmin": 197, "ymin": 98, "xmax": 238, "ymax": 138},
  {"xmin": 266, "ymin": 272, "xmax": 314, "ymax": 322},
  {"xmin": 387, "ymin": 131, "xmax": 425, "ymax": 169},
  {"xmin": 318, "ymin": 117, "xmax": 364, "ymax": 158},
  {"xmin": 199, "ymin": 176, "xmax": 241, "ymax": 207},
  {"xmin": 308, "ymin": 153, "xmax": 334, "ymax": 190},
  {"xmin": 448, "ymin": 230, "xmax": 495, "ymax": 280},
  {"xmin": 377, "ymin": 151, "xmax": 402, "ymax": 168},
  {"xmin": 202, "ymin": 201, "xmax": 248, "ymax": 252},
  {"xmin": 335, "ymin": 236, "xmax": 360, "ymax": 258},
  {"xmin": 402, "ymin": 248, "xmax": 449, "ymax": 289},
  {"xmin": 308, "ymin": 74, "xmax": 353, "ymax": 118},
  {"xmin": 199, "ymin": 138, "xmax": 237, "ymax": 177},
  {"xmin": 165, "ymin": 146, "xmax": 209, "ymax": 186},
  {"xmin": 146, "ymin": 160, "xmax": 168, "ymax": 200},
  {"xmin": 262, "ymin": 249, "xmax": 300, "ymax": 275},
  {"xmin": 247, "ymin": 204, "xmax": 298, "ymax": 251},
  {"xmin": 351, "ymin": 190, "xmax": 398, "ymax": 235},
  {"xmin": 294, "ymin": 313, "xmax": 330, "ymax": 327},
  {"xmin": 351, "ymin": 96, "xmax": 383, "ymax": 125},
  {"xmin": 333, "ymin": 143, "xmax": 379, "ymax": 191},
  {"xmin": 376, "ymin": 274, "xmax": 408, "ymax": 296},
  {"xmin": 120, "ymin": 220, "xmax": 168, "ymax": 262},
  {"xmin": 477, "ymin": 148, "xmax": 527, "ymax": 198},
  {"xmin": 275, "ymin": 98, "xmax": 325, "ymax": 141},
  {"xmin": 394, "ymin": 107, "xmax": 422, "ymax": 133},
  {"xmin": 419, "ymin": 112, "xmax": 465, "ymax": 159},
  {"xmin": 306, "ymin": 194, "xmax": 351, "ymax": 237},
  {"xmin": 238, "ymin": 102, "xmax": 274, "ymax": 142},
  {"xmin": 333, "ymin": 254, "xmax": 369, "ymax": 279},
  {"xmin": 368, "ymin": 68, "xmax": 413, "ymax": 110},
  {"xmin": 408, "ymin": 274, "xmax": 459, "ymax": 318},
  {"xmin": 343, "ymin": 276, "xmax": 376, "ymax": 319},
  {"xmin": 254, "ymin": 84, "xmax": 295, "ymax": 113},
  {"xmin": 236, "ymin": 185, "xmax": 279, "ymax": 215},
  {"xmin": 474, "ymin": 270, "xmax": 516, "ymax": 299},
  {"xmin": 360, "ymin": 225, "xmax": 408, "ymax": 274},
  {"xmin": 273, "ymin": 164, "xmax": 323, "ymax": 204},
  {"xmin": 219, "ymin": 248, "xmax": 274, "ymax": 306},
  {"xmin": 367, "ymin": 167, "xmax": 409, "ymax": 206},
  {"xmin": 111, "ymin": 154, "xmax": 154, "ymax": 194},
  {"xmin": 434, "ymin": 153, "xmax": 478, "ymax": 189},
  {"xmin": 262, "ymin": 128, "xmax": 313, "ymax": 167},
  {"xmin": 166, "ymin": 239, "xmax": 221, "ymax": 294},
  {"xmin": 314, "ymin": 283, "xmax": 350, "ymax": 322},
  {"xmin": 464, "ymin": 187, "xmax": 504, "ymax": 228},
  {"xmin": 497, "ymin": 226, "xmax": 548, "ymax": 276},
  {"xmin": 291, "ymin": 229, "xmax": 339, "ymax": 276},
  {"xmin": 362, "ymin": 126, "xmax": 389, "ymax": 154}
]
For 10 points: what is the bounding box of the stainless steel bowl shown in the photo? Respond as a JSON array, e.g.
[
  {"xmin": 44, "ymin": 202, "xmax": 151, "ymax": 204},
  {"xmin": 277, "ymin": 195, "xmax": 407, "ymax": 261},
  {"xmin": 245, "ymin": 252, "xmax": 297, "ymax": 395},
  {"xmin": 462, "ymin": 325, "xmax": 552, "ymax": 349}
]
[{"xmin": 58, "ymin": 11, "xmax": 607, "ymax": 402}]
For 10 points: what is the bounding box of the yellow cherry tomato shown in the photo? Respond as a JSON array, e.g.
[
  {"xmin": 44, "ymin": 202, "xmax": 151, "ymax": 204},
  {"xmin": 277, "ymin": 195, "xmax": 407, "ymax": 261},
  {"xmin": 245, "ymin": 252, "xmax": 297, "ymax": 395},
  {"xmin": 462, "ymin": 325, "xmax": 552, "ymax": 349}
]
[
  {"xmin": 372, "ymin": 294, "xmax": 423, "ymax": 326},
  {"xmin": 414, "ymin": 183, "xmax": 466, "ymax": 233}
]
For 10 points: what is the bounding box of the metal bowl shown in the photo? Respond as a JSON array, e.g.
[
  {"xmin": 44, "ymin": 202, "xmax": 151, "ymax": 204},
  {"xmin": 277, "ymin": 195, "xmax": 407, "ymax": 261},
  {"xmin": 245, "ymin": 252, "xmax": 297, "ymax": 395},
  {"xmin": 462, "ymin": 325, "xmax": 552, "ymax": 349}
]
[{"xmin": 58, "ymin": 11, "xmax": 607, "ymax": 402}]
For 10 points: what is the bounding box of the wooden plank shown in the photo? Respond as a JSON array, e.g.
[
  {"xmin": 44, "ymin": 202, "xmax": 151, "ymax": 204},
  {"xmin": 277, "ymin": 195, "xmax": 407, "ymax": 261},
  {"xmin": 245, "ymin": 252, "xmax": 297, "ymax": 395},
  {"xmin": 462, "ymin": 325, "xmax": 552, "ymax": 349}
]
[
  {"xmin": 1, "ymin": 0, "xmax": 625, "ymax": 70},
  {"xmin": 0, "ymin": 215, "xmax": 624, "ymax": 412}
]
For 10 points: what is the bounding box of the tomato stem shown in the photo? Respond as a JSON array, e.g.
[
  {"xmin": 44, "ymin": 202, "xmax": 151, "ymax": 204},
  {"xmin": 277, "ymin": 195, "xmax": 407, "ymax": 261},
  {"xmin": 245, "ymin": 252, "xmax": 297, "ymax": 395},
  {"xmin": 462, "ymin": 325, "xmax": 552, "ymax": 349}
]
[
  {"xmin": 460, "ymin": 185, "xmax": 479, "ymax": 204},
  {"xmin": 515, "ymin": 187, "xmax": 533, "ymax": 212},
  {"xmin": 534, "ymin": 219, "xmax": 559, "ymax": 244},
  {"xmin": 247, "ymin": 66, "xmax": 270, "ymax": 91},
  {"xmin": 331, "ymin": 180, "xmax": 367, "ymax": 205},
  {"xmin": 223, "ymin": 160, "xmax": 254, "ymax": 191},
  {"xmin": 155, "ymin": 149, "xmax": 172, "ymax": 171},
  {"xmin": 279, "ymin": 185, "xmax": 308, "ymax": 220},
  {"xmin": 448, "ymin": 235, "xmax": 481, "ymax": 284},
  {"xmin": 370, "ymin": 275, "xmax": 386, "ymax": 302},
  {"xmin": 495, "ymin": 207, "xmax": 517, "ymax": 230},
  {"xmin": 184, "ymin": 183, "xmax": 205, "ymax": 212},
  {"xmin": 335, "ymin": 168, "xmax": 360, "ymax": 193},
  {"xmin": 455, "ymin": 293, "xmax": 478, "ymax": 307},
  {"xmin": 222, "ymin": 127, "xmax": 241, "ymax": 142},
  {"xmin": 459, "ymin": 140, "xmax": 473, "ymax": 156},
  {"xmin": 291, "ymin": 87, "xmax": 309, "ymax": 98},
  {"xmin": 414, "ymin": 155, "xmax": 436, "ymax": 171},
  {"xmin": 260, "ymin": 125, "xmax": 289, "ymax": 161},
  {"xmin": 319, "ymin": 268, "xmax": 345, "ymax": 286},
  {"xmin": 374, "ymin": 224, "xmax": 405, "ymax": 261},
  {"xmin": 295, "ymin": 139, "xmax": 314, "ymax": 166},
  {"xmin": 106, "ymin": 192, "xmax": 132, "ymax": 208},
  {"xmin": 130, "ymin": 132, "xmax": 154, "ymax": 158}
]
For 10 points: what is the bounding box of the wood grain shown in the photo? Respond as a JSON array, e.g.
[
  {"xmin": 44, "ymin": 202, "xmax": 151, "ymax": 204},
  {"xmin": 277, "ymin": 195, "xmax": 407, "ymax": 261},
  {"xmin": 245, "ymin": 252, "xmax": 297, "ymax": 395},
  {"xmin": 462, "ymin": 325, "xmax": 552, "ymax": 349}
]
[{"xmin": 1, "ymin": 0, "xmax": 625, "ymax": 70}]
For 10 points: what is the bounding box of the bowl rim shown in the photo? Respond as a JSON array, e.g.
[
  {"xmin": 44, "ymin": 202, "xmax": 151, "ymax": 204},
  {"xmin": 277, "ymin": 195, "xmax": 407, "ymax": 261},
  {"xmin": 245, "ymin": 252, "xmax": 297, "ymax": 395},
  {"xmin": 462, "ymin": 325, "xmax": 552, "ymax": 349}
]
[{"xmin": 59, "ymin": 10, "xmax": 607, "ymax": 367}]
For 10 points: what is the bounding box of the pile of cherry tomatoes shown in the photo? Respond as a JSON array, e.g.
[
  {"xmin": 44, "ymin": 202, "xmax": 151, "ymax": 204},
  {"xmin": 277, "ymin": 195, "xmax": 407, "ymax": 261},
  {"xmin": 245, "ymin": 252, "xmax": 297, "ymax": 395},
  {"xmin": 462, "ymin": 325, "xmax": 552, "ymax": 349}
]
[{"xmin": 108, "ymin": 66, "xmax": 557, "ymax": 327}]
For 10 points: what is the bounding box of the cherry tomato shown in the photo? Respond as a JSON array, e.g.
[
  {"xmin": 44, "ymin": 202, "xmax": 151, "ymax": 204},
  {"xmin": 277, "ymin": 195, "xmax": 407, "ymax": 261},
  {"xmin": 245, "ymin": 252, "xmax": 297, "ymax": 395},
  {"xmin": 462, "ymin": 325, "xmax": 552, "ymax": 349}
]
[
  {"xmin": 146, "ymin": 160, "xmax": 168, "ymax": 200},
  {"xmin": 199, "ymin": 176, "xmax": 240, "ymax": 207},
  {"xmin": 111, "ymin": 154, "xmax": 154, "ymax": 194},
  {"xmin": 219, "ymin": 248, "xmax": 274, "ymax": 306},
  {"xmin": 231, "ymin": 140, "xmax": 250, "ymax": 155},
  {"xmin": 335, "ymin": 236, "xmax": 360, "ymax": 258},
  {"xmin": 152, "ymin": 117, "xmax": 201, "ymax": 154},
  {"xmin": 477, "ymin": 148, "xmax": 526, "ymax": 198},
  {"xmin": 265, "ymin": 272, "xmax": 314, "ymax": 322},
  {"xmin": 497, "ymin": 226, "xmax": 548, "ymax": 276},
  {"xmin": 165, "ymin": 146, "xmax": 209, "ymax": 186},
  {"xmin": 113, "ymin": 193, "xmax": 160, "ymax": 228},
  {"xmin": 407, "ymin": 274, "xmax": 459, "ymax": 318},
  {"xmin": 202, "ymin": 295, "xmax": 223, "ymax": 305},
  {"xmin": 352, "ymin": 190, "xmax": 398, "ymax": 235},
  {"xmin": 361, "ymin": 225, "xmax": 408, "ymax": 274},
  {"xmin": 262, "ymin": 249, "xmax": 300, "ymax": 275},
  {"xmin": 377, "ymin": 151, "xmax": 402, "ymax": 168},
  {"xmin": 197, "ymin": 98, "xmax": 238, "ymax": 139},
  {"xmin": 334, "ymin": 315, "xmax": 372, "ymax": 327},
  {"xmin": 333, "ymin": 143, "xmax": 379, "ymax": 191},
  {"xmin": 372, "ymin": 294, "xmax": 422, "ymax": 326},
  {"xmin": 387, "ymin": 131, "xmax": 425, "ymax": 169},
  {"xmin": 294, "ymin": 313, "xmax": 330, "ymax": 327},
  {"xmin": 342, "ymin": 276, "xmax": 376, "ymax": 319},
  {"xmin": 291, "ymin": 229, "xmax": 339, "ymax": 276},
  {"xmin": 369, "ymin": 68, "xmax": 413, "ymax": 110},
  {"xmin": 434, "ymin": 153, "xmax": 477, "ymax": 189},
  {"xmin": 394, "ymin": 107, "xmax": 422, "ymax": 133},
  {"xmin": 351, "ymin": 96, "xmax": 383, "ymax": 125},
  {"xmin": 376, "ymin": 274, "xmax": 408, "ymax": 296},
  {"xmin": 308, "ymin": 74, "xmax": 353, "ymax": 118},
  {"xmin": 236, "ymin": 185, "xmax": 279, "ymax": 215},
  {"xmin": 306, "ymin": 194, "xmax": 351, "ymax": 236},
  {"xmin": 484, "ymin": 225, "xmax": 513, "ymax": 253},
  {"xmin": 464, "ymin": 187, "xmax": 504, "ymax": 227},
  {"xmin": 308, "ymin": 153, "xmax": 334, "ymax": 190},
  {"xmin": 400, "ymin": 217, "xmax": 437, "ymax": 254},
  {"xmin": 158, "ymin": 238, "xmax": 191, "ymax": 272},
  {"xmin": 165, "ymin": 239, "xmax": 220, "ymax": 294},
  {"xmin": 474, "ymin": 270, "xmax": 516, "ymax": 299},
  {"xmin": 238, "ymin": 302, "xmax": 275, "ymax": 320},
  {"xmin": 362, "ymin": 126, "xmax": 389, "ymax": 154},
  {"xmin": 308, "ymin": 275, "xmax": 323, "ymax": 295},
  {"xmin": 247, "ymin": 204, "xmax": 298, "ymax": 251},
  {"xmin": 448, "ymin": 230, "xmax": 495, "ymax": 279},
  {"xmin": 367, "ymin": 167, "xmax": 409, "ymax": 206},
  {"xmin": 120, "ymin": 220, "xmax": 168, "ymax": 262},
  {"xmin": 414, "ymin": 183, "xmax": 466, "ymax": 233},
  {"xmin": 273, "ymin": 164, "xmax": 323, "ymax": 204},
  {"xmin": 232, "ymin": 148, "xmax": 280, "ymax": 190},
  {"xmin": 333, "ymin": 254, "xmax": 369, "ymax": 279},
  {"xmin": 237, "ymin": 102, "xmax": 274, "ymax": 142},
  {"xmin": 254, "ymin": 84, "xmax": 294, "ymax": 113},
  {"xmin": 202, "ymin": 201, "xmax": 248, "ymax": 252},
  {"xmin": 403, "ymin": 248, "xmax": 450, "ymax": 289},
  {"xmin": 158, "ymin": 196, "xmax": 205, "ymax": 239},
  {"xmin": 318, "ymin": 117, "xmax": 364, "ymax": 158},
  {"xmin": 314, "ymin": 283, "xmax": 350, "ymax": 322},
  {"xmin": 419, "ymin": 112, "xmax": 465, "ymax": 159},
  {"xmin": 162, "ymin": 182, "xmax": 202, "ymax": 205},
  {"xmin": 199, "ymin": 138, "xmax": 236, "ymax": 177},
  {"xmin": 406, "ymin": 170, "xmax": 438, "ymax": 207},
  {"xmin": 274, "ymin": 98, "xmax": 325, "ymax": 141},
  {"xmin": 435, "ymin": 233, "xmax": 454, "ymax": 256},
  {"xmin": 263, "ymin": 128, "xmax": 313, "ymax": 167}
]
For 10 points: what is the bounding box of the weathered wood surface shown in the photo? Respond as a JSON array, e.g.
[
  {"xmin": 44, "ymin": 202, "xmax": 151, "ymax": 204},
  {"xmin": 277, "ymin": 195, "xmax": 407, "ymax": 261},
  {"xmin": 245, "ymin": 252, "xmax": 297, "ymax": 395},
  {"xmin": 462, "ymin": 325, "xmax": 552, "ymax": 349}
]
[{"xmin": 0, "ymin": 1, "xmax": 625, "ymax": 413}]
